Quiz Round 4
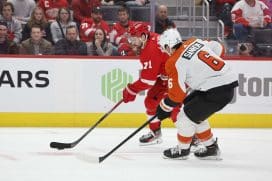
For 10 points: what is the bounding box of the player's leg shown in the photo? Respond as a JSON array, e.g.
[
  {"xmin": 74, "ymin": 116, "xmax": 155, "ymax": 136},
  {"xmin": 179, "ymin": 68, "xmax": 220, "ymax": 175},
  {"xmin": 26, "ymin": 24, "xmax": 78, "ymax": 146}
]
[
  {"xmin": 163, "ymin": 109, "xmax": 195, "ymax": 160},
  {"xmin": 139, "ymin": 78, "xmax": 167, "ymax": 146},
  {"xmin": 163, "ymin": 90, "xmax": 215, "ymax": 160},
  {"xmin": 139, "ymin": 97, "xmax": 163, "ymax": 146},
  {"xmin": 183, "ymin": 87, "xmax": 235, "ymax": 160},
  {"xmin": 163, "ymin": 86, "xmax": 234, "ymax": 160},
  {"xmin": 170, "ymin": 104, "xmax": 202, "ymax": 152},
  {"xmin": 194, "ymin": 120, "xmax": 221, "ymax": 160}
]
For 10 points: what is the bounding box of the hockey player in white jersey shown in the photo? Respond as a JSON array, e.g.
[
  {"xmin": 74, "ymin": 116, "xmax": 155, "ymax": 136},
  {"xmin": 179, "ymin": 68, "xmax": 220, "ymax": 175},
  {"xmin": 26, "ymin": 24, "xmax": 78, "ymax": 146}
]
[{"xmin": 156, "ymin": 28, "xmax": 238, "ymax": 160}]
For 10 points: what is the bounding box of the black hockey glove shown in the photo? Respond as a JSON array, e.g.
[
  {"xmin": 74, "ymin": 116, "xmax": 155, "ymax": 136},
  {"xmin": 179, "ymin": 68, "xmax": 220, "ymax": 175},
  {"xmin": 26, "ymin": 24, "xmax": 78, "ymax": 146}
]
[{"xmin": 156, "ymin": 97, "xmax": 179, "ymax": 121}]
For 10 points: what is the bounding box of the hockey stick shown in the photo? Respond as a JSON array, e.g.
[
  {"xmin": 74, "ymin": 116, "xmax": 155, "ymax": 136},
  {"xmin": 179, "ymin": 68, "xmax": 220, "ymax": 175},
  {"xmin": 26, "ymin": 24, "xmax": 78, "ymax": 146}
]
[
  {"xmin": 50, "ymin": 99, "xmax": 123, "ymax": 150},
  {"xmin": 99, "ymin": 115, "xmax": 157, "ymax": 163}
]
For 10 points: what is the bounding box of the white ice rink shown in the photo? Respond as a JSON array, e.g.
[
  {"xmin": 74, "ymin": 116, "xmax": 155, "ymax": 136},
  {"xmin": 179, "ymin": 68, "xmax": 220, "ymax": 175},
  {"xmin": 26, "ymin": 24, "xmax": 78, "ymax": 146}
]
[{"xmin": 1, "ymin": 128, "xmax": 272, "ymax": 181}]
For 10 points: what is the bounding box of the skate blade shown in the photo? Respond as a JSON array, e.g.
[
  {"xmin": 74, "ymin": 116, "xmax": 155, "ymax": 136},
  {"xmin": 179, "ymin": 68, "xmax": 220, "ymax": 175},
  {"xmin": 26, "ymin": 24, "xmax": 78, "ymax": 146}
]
[
  {"xmin": 162, "ymin": 155, "xmax": 189, "ymax": 160},
  {"xmin": 139, "ymin": 138, "xmax": 162, "ymax": 146},
  {"xmin": 195, "ymin": 155, "xmax": 223, "ymax": 161}
]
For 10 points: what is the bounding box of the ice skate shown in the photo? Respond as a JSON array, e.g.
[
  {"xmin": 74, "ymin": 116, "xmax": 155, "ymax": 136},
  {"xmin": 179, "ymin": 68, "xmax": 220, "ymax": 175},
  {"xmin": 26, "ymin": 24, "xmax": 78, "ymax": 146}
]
[
  {"xmin": 139, "ymin": 129, "xmax": 162, "ymax": 146},
  {"xmin": 190, "ymin": 135, "xmax": 203, "ymax": 152},
  {"xmin": 163, "ymin": 145, "xmax": 190, "ymax": 160},
  {"xmin": 194, "ymin": 139, "xmax": 222, "ymax": 160}
]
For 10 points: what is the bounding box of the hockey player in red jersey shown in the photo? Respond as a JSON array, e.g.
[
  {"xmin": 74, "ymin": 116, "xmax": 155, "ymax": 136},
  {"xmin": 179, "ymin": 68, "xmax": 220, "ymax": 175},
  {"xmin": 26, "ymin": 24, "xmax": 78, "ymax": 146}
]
[{"xmin": 122, "ymin": 22, "xmax": 171, "ymax": 145}]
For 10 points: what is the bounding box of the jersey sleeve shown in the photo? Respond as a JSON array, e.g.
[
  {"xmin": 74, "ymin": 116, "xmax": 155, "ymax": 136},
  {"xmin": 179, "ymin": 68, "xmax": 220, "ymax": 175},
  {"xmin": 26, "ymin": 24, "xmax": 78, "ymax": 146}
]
[
  {"xmin": 165, "ymin": 47, "xmax": 187, "ymax": 104},
  {"xmin": 231, "ymin": 3, "xmax": 249, "ymax": 26}
]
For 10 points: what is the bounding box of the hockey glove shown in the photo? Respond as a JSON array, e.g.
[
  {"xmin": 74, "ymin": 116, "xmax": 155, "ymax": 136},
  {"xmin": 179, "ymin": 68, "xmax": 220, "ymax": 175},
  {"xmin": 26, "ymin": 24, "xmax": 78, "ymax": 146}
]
[
  {"xmin": 170, "ymin": 105, "xmax": 182, "ymax": 123},
  {"xmin": 156, "ymin": 97, "xmax": 179, "ymax": 121},
  {"xmin": 122, "ymin": 84, "xmax": 137, "ymax": 103},
  {"xmin": 123, "ymin": 80, "xmax": 152, "ymax": 103}
]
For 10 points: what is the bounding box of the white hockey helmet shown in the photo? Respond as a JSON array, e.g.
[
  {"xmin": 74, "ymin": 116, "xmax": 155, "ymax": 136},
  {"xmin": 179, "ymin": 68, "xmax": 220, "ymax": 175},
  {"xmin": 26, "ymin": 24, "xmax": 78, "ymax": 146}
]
[{"xmin": 159, "ymin": 28, "xmax": 182, "ymax": 51}]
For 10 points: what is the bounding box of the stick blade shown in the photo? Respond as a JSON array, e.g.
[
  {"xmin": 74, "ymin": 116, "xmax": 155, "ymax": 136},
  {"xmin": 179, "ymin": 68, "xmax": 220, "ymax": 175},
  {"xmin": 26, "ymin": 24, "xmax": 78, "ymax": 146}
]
[
  {"xmin": 98, "ymin": 156, "xmax": 106, "ymax": 163},
  {"xmin": 50, "ymin": 142, "xmax": 72, "ymax": 150}
]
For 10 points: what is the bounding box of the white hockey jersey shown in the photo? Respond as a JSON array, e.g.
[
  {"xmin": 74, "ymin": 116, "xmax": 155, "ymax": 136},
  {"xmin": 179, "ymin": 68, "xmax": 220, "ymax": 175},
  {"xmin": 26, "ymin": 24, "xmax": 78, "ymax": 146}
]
[
  {"xmin": 231, "ymin": 0, "xmax": 271, "ymax": 27},
  {"xmin": 165, "ymin": 37, "xmax": 237, "ymax": 103}
]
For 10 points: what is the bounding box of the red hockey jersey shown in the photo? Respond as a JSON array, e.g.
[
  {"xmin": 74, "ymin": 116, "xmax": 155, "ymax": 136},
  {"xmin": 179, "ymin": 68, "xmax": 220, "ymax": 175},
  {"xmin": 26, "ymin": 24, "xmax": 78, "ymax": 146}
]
[
  {"xmin": 79, "ymin": 18, "xmax": 111, "ymax": 42},
  {"xmin": 231, "ymin": 0, "xmax": 271, "ymax": 27},
  {"xmin": 129, "ymin": 33, "xmax": 169, "ymax": 92},
  {"xmin": 37, "ymin": 0, "xmax": 68, "ymax": 21},
  {"xmin": 109, "ymin": 20, "xmax": 136, "ymax": 45}
]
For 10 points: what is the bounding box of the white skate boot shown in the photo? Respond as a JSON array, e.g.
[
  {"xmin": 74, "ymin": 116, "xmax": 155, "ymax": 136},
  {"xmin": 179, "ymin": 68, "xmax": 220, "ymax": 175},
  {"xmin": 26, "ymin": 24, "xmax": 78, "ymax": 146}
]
[{"xmin": 139, "ymin": 129, "xmax": 162, "ymax": 146}]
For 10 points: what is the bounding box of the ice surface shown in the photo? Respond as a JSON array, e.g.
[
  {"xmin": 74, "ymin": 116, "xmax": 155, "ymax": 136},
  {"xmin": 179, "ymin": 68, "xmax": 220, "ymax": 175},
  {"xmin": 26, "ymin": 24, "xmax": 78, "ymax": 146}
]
[{"xmin": 1, "ymin": 128, "xmax": 272, "ymax": 181}]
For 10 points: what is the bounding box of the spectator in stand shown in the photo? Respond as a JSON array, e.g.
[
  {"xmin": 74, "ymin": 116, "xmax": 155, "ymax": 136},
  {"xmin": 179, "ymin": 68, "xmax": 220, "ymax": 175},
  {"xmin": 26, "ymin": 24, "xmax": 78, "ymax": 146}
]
[
  {"xmin": 50, "ymin": 7, "xmax": 78, "ymax": 44},
  {"xmin": 101, "ymin": 0, "xmax": 114, "ymax": 5},
  {"xmin": 37, "ymin": 0, "xmax": 69, "ymax": 23},
  {"xmin": 20, "ymin": 25, "xmax": 52, "ymax": 55},
  {"xmin": 7, "ymin": 0, "xmax": 36, "ymax": 26},
  {"xmin": 55, "ymin": 25, "xmax": 87, "ymax": 55},
  {"xmin": 0, "ymin": 2, "xmax": 22, "ymax": 43},
  {"xmin": 22, "ymin": 6, "xmax": 52, "ymax": 43},
  {"xmin": 87, "ymin": 28, "xmax": 113, "ymax": 56},
  {"xmin": 215, "ymin": 0, "xmax": 238, "ymax": 39},
  {"xmin": 109, "ymin": 6, "xmax": 135, "ymax": 46},
  {"xmin": 261, "ymin": 0, "xmax": 272, "ymax": 16},
  {"xmin": 231, "ymin": 0, "xmax": 272, "ymax": 42},
  {"xmin": 79, "ymin": 6, "xmax": 111, "ymax": 43},
  {"xmin": 71, "ymin": 0, "xmax": 101, "ymax": 25},
  {"xmin": 0, "ymin": 20, "xmax": 18, "ymax": 54},
  {"xmin": 155, "ymin": 4, "xmax": 175, "ymax": 34},
  {"xmin": 114, "ymin": 0, "xmax": 149, "ymax": 6},
  {"xmin": 0, "ymin": 1, "xmax": 7, "ymax": 12},
  {"xmin": 109, "ymin": 6, "xmax": 150, "ymax": 56}
]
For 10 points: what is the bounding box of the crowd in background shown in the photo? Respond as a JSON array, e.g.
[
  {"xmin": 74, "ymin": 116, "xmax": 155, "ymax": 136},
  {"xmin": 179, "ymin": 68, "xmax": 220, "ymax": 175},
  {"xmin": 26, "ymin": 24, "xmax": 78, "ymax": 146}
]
[
  {"xmin": 0, "ymin": 0, "xmax": 271, "ymax": 56},
  {"xmin": 211, "ymin": 0, "xmax": 272, "ymax": 56}
]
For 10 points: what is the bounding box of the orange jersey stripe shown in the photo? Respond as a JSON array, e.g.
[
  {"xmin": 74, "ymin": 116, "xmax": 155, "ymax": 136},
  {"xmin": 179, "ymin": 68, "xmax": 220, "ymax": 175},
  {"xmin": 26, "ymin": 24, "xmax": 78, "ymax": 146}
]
[{"xmin": 165, "ymin": 38, "xmax": 196, "ymax": 103}]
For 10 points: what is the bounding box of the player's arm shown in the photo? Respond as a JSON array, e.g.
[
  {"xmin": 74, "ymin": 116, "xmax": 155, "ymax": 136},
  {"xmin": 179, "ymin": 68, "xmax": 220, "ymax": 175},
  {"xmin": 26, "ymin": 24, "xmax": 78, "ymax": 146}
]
[
  {"xmin": 156, "ymin": 80, "xmax": 186, "ymax": 121},
  {"xmin": 156, "ymin": 60, "xmax": 187, "ymax": 120},
  {"xmin": 231, "ymin": 5, "xmax": 249, "ymax": 26},
  {"xmin": 122, "ymin": 79, "xmax": 153, "ymax": 103}
]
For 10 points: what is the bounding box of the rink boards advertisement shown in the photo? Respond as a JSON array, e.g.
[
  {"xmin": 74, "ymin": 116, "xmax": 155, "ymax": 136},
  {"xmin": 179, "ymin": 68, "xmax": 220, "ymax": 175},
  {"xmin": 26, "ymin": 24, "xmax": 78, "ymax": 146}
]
[{"xmin": 0, "ymin": 56, "xmax": 271, "ymax": 127}]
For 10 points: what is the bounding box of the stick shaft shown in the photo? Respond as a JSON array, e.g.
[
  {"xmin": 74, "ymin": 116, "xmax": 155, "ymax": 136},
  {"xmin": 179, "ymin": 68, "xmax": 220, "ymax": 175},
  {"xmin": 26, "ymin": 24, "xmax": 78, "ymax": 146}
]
[
  {"xmin": 50, "ymin": 99, "xmax": 123, "ymax": 149},
  {"xmin": 73, "ymin": 99, "xmax": 123, "ymax": 145},
  {"xmin": 99, "ymin": 115, "xmax": 157, "ymax": 163}
]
